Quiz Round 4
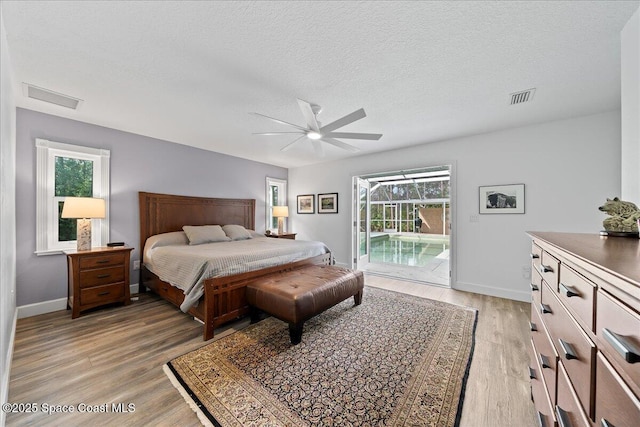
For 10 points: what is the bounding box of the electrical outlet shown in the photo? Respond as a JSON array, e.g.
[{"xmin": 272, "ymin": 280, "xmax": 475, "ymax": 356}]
[
  {"xmin": 522, "ymin": 265, "xmax": 531, "ymax": 279},
  {"xmin": 469, "ymin": 214, "xmax": 479, "ymax": 223},
  {"xmin": 133, "ymin": 260, "xmax": 140, "ymax": 270}
]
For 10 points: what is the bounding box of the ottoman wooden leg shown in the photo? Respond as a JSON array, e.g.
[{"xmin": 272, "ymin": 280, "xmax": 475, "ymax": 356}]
[
  {"xmin": 354, "ymin": 290, "xmax": 363, "ymax": 306},
  {"xmin": 288, "ymin": 322, "xmax": 304, "ymax": 345}
]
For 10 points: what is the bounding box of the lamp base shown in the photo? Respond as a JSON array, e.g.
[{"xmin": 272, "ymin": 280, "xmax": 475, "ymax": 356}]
[
  {"xmin": 76, "ymin": 218, "xmax": 92, "ymax": 251},
  {"xmin": 277, "ymin": 217, "xmax": 284, "ymax": 235}
]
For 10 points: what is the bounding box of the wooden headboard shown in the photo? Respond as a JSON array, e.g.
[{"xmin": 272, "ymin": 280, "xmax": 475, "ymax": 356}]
[{"xmin": 138, "ymin": 192, "xmax": 256, "ymax": 252}]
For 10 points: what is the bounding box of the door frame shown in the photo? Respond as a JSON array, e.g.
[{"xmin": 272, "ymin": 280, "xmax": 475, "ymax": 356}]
[{"xmin": 351, "ymin": 163, "xmax": 456, "ymax": 288}]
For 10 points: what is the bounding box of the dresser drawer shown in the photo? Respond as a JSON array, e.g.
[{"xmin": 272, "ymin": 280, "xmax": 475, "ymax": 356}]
[
  {"xmin": 558, "ymin": 264, "xmax": 596, "ymax": 332},
  {"xmin": 80, "ymin": 282, "xmax": 125, "ymax": 306},
  {"xmin": 531, "ymin": 305, "xmax": 558, "ymax": 404},
  {"xmin": 531, "ymin": 243, "xmax": 543, "ymax": 270},
  {"xmin": 79, "ymin": 266, "xmax": 125, "ymax": 288},
  {"xmin": 79, "ymin": 252, "xmax": 126, "ymax": 269},
  {"xmin": 540, "ymin": 251, "xmax": 560, "ymax": 290},
  {"xmin": 556, "ymin": 362, "xmax": 590, "ymax": 427},
  {"xmin": 530, "ymin": 340, "xmax": 556, "ymax": 427},
  {"xmin": 595, "ymin": 352, "xmax": 640, "ymax": 427},
  {"xmin": 596, "ymin": 290, "xmax": 640, "ymax": 392},
  {"xmin": 532, "ymin": 268, "xmax": 543, "ymax": 307},
  {"xmin": 541, "ymin": 283, "xmax": 595, "ymax": 418}
]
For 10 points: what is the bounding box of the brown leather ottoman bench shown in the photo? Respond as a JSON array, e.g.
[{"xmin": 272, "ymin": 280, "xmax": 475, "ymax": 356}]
[{"xmin": 245, "ymin": 264, "xmax": 364, "ymax": 345}]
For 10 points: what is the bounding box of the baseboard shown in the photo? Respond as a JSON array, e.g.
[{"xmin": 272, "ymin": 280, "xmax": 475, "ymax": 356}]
[
  {"xmin": 17, "ymin": 283, "xmax": 140, "ymax": 319},
  {"xmin": 453, "ymin": 281, "xmax": 530, "ymax": 303},
  {"xmin": 1, "ymin": 308, "xmax": 18, "ymax": 426}
]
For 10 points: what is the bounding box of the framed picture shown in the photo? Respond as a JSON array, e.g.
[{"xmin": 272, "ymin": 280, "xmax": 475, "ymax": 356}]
[
  {"xmin": 479, "ymin": 184, "xmax": 525, "ymax": 214},
  {"xmin": 297, "ymin": 194, "xmax": 315, "ymax": 214},
  {"xmin": 318, "ymin": 193, "xmax": 338, "ymax": 214}
]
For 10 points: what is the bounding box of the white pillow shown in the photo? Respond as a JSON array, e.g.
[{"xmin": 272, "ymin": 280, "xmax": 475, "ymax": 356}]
[
  {"xmin": 222, "ymin": 224, "xmax": 252, "ymax": 241},
  {"xmin": 145, "ymin": 231, "xmax": 189, "ymax": 250},
  {"xmin": 182, "ymin": 225, "xmax": 230, "ymax": 245}
]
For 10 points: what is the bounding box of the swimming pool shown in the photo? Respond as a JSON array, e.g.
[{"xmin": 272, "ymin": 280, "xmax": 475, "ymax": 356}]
[{"xmin": 369, "ymin": 234, "xmax": 449, "ymax": 267}]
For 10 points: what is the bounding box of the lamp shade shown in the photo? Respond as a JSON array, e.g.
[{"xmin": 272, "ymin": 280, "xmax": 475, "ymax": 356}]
[
  {"xmin": 272, "ymin": 206, "xmax": 289, "ymax": 218},
  {"xmin": 61, "ymin": 197, "xmax": 106, "ymax": 219}
]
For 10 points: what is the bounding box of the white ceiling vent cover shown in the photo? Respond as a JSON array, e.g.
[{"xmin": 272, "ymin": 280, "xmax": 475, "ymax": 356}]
[
  {"xmin": 510, "ymin": 88, "xmax": 536, "ymax": 105},
  {"xmin": 22, "ymin": 83, "xmax": 82, "ymax": 109}
]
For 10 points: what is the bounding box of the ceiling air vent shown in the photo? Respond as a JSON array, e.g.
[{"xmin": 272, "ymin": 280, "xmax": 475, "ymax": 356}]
[
  {"xmin": 510, "ymin": 88, "xmax": 536, "ymax": 105},
  {"xmin": 23, "ymin": 83, "xmax": 82, "ymax": 110}
]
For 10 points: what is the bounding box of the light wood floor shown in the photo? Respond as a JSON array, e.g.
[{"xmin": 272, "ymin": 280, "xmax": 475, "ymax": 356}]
[{"xmin": 7, "ymin": 275, "xmax": 536, "ymax": 426}]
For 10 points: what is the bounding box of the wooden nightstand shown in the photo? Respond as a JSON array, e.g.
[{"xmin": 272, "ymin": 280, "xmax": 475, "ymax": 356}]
[
  {"xmin": 266, "ymin": 233, "xmax": 297, "ymax": 240},
  {"xmin": 65, "ymin": 246, "xmax": 133, "ymax": 318}
]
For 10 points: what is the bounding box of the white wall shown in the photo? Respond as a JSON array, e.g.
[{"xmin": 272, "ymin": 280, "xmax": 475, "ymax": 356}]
[
  {"xmin": 621, "ymin": 7, "xmax": 640, "ymax": 203},
  {"xmin": 0, "ymin": 4, "xmax": 17, "ymax": 423},
  {"xmin": 289, "ymin": 111, "xmax": 621, "ymax": 302}
]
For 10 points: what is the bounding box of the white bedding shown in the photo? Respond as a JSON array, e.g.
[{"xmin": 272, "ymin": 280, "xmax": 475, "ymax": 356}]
[{"xmin": 144, "ymin": 235, "xmax": 330, "ymax": 311}]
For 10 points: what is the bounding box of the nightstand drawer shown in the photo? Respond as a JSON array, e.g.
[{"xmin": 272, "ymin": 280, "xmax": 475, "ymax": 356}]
[
  {"xmin": 79, "ymin": 252, "xmax": 126, "ymax": 269},
  {"xmin": 79, "ymin": 266, "xmax": 124, "ymax": 288},
  {"xmin": 80, "ymin": 283, "xmax": 124, "ymax": 305}
]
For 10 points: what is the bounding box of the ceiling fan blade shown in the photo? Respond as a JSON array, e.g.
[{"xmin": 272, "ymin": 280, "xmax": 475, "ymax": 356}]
[
  {"xmin": 311, "ymin": 139, "xmax": 324, "ymax": 157},
  {"xmin": 324, "ymin": 132, "xmax": 382, "ymax": 140},
  {"xmin": 253, "ymin": 132, "xmax": 305, "ymax": 135},
  {"xmin": 321, "ymin": 137, "xmax": 360, "ymax": 153},
  {"xmin": 319, "ymin": 108, "xmax": 366, "ymax": 133},
  {"xmin": 250, "ymin": 112, "xmax": 308, "ymax": 132},
  {"xmin": 297, "ymin": 99, "xmax": 319, "ymax": 131},
  {"xmin": 280, "ymin": 135, "xmax": 306, "ymax": 152}
]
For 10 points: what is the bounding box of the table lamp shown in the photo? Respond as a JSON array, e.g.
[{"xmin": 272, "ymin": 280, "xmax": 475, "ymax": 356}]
[
  {"xmin": 61, "ymin": 197, "xmax": 106, "ymax": 251},
  {"xmin": 272, "ymin": 205, "xmax": 289, "ymax": 235}
]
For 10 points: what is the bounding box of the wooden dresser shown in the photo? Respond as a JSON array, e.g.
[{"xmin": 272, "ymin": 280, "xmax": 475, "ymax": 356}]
[
  {"xmin": 66, "ymin": 246, "xmax": 133, "ymax": 318},
  {"xmin": 527, "ymin": 232, "xmax": 640, "ymax": 427}
]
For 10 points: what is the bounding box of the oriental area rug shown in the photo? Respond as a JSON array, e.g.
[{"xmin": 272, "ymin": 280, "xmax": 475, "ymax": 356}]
[{"xmin": 164, "ymin": 286, "xmax": 477, "ymax": 427}]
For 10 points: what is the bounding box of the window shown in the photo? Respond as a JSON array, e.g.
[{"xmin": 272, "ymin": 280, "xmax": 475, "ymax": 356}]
[
  {"xmin": 36, "ymin": 139, "xmax": 110, "ymax": 255},
  {"xmin": 265, "ymin": 177, "xmax": 287, "ymax": 232}
]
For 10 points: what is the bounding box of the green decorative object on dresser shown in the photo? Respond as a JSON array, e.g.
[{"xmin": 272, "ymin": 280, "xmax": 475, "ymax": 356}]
[{"xmin": 598, "ymin": 197, "xmax": 640, "ymax": 235}]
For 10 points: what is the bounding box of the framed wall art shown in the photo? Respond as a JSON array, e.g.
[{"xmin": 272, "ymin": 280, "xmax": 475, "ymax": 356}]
[
  {"xmin": 479, "ymin": 184, "xmax": 525, "ymax": 214},
  {"xmin": 297, "ymin": 194, "xmax": 315, "ymax": 214},
  {"xmin": 318, "ymin": 193, "xmax": 338, "ymax": 214}
]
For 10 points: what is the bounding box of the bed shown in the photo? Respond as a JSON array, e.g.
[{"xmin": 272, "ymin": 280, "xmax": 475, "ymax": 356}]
[{"xmin": 138, "ymin": 192, "xmax": 332, "ymax": 340}]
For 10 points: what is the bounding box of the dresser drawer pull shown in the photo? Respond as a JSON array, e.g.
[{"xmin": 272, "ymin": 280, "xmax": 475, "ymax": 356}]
[
  {"xmin": 530, "ymin": 283, "xmax": 539, "ymax": 292},
  {"xmin": 600, "ymin": 419, "xmax": 614, "ymax": 427},
  {"xmin": 529, "ymin": 366, "xmax": 537, "ymax": 380},
  {"xmin": 530, "ymin": 321, "xmax": 537, "ymax": 332},
  {"xmin": 558, "ymin": 339, "xmax": 578, "ymax": 360},
  {"xmin": 602, "ymin": 328, "xmax": 640, "ymax": 364},
  {"xmin": 540, "ymin": 303, "xmax": 552, "ymax": 314},
  {"xmin": 559, "ymin": 283, "xmax": 580, "ymax": 298},
  {"xmin": 536, "ymin": 411, "xmax": 548, "ymax": 427},
  {"xmin": 555, "ymin": 405, "xmax": 573, "ymax": 427},
  {"xmin": 539, "ymin": 354, "xmax": 551, "ymax": 369},
  {"xmin": 530, "ymin": 253, "xmax": 540, "ymax": 259},
  {"xmin": 98, "ymin": 291, "xmax": 110, "ymax": 296},
  {"xmin": 96, "ymin": 259, "xmax": 110, "ymax": 264},
  {"xmin": 540, "ymin": 264, "xmax": 553, "ymax": 273},
  {"xmin": 96, "ymin": 274, "xmax": 111, "ymax": 279}
]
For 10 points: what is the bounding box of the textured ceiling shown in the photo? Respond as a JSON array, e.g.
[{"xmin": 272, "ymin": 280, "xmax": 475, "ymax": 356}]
[{"xmin": 2, "ymin": 1, "xmax": 638, "ymax": 168}]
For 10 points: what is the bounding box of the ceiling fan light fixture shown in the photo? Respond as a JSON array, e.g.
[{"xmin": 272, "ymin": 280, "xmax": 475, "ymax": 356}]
[{"xmin": 307, "ymin": 131, "xmax": 322, "ymax": 140}]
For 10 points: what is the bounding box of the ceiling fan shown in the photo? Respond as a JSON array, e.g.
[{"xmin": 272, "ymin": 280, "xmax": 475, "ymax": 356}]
[{"xmin": 251, "ymin": 99, "xmax": 382, "ymax": 156}]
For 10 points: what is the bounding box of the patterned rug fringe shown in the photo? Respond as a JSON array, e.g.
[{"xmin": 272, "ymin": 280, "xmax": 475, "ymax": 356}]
[{"xmin": 163, "ymin": 364, "xmax": 216, "ymax": 427}]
